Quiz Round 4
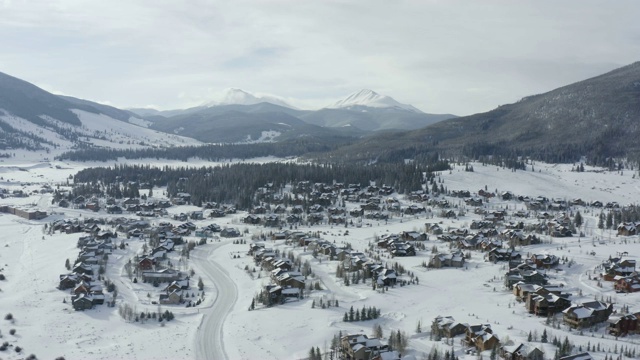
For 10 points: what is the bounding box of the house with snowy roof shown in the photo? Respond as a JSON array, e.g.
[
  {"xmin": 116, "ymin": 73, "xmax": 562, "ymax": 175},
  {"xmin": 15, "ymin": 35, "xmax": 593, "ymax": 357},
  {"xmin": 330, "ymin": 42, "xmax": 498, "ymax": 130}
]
[
  {"xmin": 340, "ymin": 334, "xmax": 391, "ymax": 360},
  {"xmin": 501, "ymin": 343, "xmax": 544, "ymax": 360},
  {"xmin": 602, "ymin": 257, "xmax": 636, "ymax": 281},
  {"xmin": 614, "ymin": 274, "xmax": 640, "ymax": 293},
  {"xmin": 617, "ymin": 222, "xmax": 640, "ymax": 236},
  {"xmin": 607, "ymin": 312, "xmax": 640, "ymax": 336},
  {"xmin": 559, "ymin": 352, "xmax": 594, "ymax": 360},
  {"xmin": 464, "ymin": 324, "xmax": 499, "ymax": 351},
  {"xmin": 429, "ymin": 251, "xmax": 465, "ymax": 268},
  {"xmin": 563, "ymin": 301, "xmax": 613, "ymax": 329},
  {"xmin": 431, "ymin": 315, "xmax": 467, "ymax": 339}
]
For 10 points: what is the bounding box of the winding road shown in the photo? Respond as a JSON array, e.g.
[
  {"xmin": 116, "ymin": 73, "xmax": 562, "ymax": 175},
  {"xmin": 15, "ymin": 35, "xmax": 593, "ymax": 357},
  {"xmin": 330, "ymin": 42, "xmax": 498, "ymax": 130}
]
[{"xmin": 192, "ymin": 243, "xmax": 238, "ymax": 360}]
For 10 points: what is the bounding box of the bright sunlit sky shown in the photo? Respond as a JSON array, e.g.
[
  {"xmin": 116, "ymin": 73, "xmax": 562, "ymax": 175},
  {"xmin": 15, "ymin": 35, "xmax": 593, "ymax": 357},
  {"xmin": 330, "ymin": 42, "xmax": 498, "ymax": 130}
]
[{"xmin": 1, "ymin": 0, "xmax": 638, "ymax": 115}]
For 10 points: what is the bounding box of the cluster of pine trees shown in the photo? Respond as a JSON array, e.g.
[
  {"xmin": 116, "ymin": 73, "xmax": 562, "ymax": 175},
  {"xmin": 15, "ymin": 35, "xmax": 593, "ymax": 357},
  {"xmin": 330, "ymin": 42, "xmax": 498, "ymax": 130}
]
[
  {"xmin": 310, "ymin": 297, "xmax": 337, "ymax": 309},
  {"xmin": 424, "ymin": 346, "xmax": 459, "ymax": 360},
  {"xmin": 307, "ymin": 346, "xmax": 323, "ymax": 360},
  {"xmin": 597, "ymin": 205, "xmax": 640, "ymax": 230},
  {"xmin": 387, "ymin": 329, "xmax": 409, "ymax": 353},
  {"xmin": 117, "ymin": 303, "xmax": 175, "ymax": 323},
  {"xmin": 342, "ymin": 305, "xmax": 380, "ymax": 322}
]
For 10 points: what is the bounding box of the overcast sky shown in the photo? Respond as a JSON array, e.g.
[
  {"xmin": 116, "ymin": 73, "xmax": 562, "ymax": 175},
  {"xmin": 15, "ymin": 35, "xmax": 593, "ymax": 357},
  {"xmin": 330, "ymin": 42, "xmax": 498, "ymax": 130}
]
[{"xmin": 1, "ymin": 0, "xmax": 638, "ymax": 115}]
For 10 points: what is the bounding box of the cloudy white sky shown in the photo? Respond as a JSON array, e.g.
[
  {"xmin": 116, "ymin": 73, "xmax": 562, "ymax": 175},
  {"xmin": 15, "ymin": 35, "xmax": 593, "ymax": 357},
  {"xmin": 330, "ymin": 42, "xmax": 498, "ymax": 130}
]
[{"xmin": 1, "ymin": 0, "xmax": 638, "ymax": 115}]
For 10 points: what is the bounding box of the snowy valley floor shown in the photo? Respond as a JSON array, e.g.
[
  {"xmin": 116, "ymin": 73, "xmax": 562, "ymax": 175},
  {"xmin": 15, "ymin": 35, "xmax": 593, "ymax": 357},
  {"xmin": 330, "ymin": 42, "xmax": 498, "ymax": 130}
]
[{"xmin": 0, "ymin": 157, "xmax": 640, "ymax": 359}]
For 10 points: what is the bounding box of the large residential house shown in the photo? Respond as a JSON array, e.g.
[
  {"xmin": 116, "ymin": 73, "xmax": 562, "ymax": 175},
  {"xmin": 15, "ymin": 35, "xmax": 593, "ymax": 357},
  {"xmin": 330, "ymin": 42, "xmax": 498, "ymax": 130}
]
[
  {"xmin": 464, "ymin": 324, "xmax": 500, "ymax": 352},
  {"xmin": 524, "ymin": 288, "xmax": 571, "ymax": 317},
  {"xmin": 340, "ymin": 334, "xmax": 396, "ymax": 360},
  {"xmin": 617, "ymin": 222, "xmax": 640, "ymax": 236},
  {"xmin": 607, "ymin": 312, "xmax": 640, "ymax": 336},
  {"xmin": 505, "ymin": 267, "xmax": 548, "ymax": 289},
  {"xmin": 429, "ymin": 251, "xmax": 465, "ymax": 268},
  {"xmin": 563, "ymin": 301, "xmax": 613, "ymax": 329},
  {"xmin": 614, "ymin": 275, "xmax": 640, "ymax": 293},
  {"xmin": 431, "ymin": 316, "xmax": 467, "ymax": 339},
  {"xmin": 501, "ymin": 343, "xmax": 544, "ymax": 360},
  {"xmin": 602, "ymin": 258, "xmax": 636, "ymax": 281}
]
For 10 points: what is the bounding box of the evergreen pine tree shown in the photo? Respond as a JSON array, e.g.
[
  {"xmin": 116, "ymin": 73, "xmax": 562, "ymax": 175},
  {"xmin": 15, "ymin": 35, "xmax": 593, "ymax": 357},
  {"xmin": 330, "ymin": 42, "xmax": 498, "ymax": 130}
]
[
  {"xmin": 574, "ymin": 211, "xmax": 583, "ymax": 229},
  {"xmin": 375, "ymin": 324, "xmax": 383, "ymax": 339},
  {"xmin": 598, "ymin": 212, "xmax": 605, "ymax": 229}
]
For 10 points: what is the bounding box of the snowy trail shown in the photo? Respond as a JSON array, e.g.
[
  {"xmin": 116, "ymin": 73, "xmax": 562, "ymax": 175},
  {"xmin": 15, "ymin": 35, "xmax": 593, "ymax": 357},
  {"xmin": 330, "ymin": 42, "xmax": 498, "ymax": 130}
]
[{"xmin": 191, "ymin": 243, "xmax": 238, "ymax": 360}]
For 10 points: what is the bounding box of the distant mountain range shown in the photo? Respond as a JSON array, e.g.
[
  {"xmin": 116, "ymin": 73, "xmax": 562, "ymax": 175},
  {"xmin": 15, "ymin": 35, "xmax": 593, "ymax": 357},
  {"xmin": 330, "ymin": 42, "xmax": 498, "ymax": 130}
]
[
  {"xmin": 329, "ymin": 62, "xmax": 640, "ymax": 164},
  {"xmin": 130, "ymin": 89, "xmax": 455, "ymax": 142},
  {"xmin": 0, "ymin": 73, "xmax": 454, "ymax": 149},
  {"xmin": 4, "ymin": 61, "xmax": 638, "ymax": 166}
]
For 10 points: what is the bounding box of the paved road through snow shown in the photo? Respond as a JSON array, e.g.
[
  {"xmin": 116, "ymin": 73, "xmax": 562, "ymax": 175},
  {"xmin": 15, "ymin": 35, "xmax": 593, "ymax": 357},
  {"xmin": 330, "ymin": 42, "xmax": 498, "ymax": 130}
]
[{"xmin": 192, "ymin": 243, "xmax": 238, "ymax": 360}]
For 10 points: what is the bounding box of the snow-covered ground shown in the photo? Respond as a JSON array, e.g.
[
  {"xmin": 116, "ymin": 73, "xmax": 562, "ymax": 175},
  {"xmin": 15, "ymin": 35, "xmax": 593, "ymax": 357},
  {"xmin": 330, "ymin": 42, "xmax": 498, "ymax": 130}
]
[{"xmin": 1, "ymin": 159, "xmax": 640, "ymax": 359}]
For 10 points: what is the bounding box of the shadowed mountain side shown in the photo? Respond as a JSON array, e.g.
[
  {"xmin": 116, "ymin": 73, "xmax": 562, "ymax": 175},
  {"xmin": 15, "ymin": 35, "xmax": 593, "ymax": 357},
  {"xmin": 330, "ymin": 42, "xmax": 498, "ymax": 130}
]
[{"xmin": 325, "ymin": 62, "xmax": 640, "ymax": 164}]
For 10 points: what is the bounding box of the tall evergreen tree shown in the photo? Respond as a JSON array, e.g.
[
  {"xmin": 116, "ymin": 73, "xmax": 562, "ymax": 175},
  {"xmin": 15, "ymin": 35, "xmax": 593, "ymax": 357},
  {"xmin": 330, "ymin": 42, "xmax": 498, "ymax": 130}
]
[
  {"xmin": 598, "ymin": 212, "xmax": 605, "ymax": 229},
  {"xmin": 574, "ymin": 211, "xmax": 583, "ymax": 229}
]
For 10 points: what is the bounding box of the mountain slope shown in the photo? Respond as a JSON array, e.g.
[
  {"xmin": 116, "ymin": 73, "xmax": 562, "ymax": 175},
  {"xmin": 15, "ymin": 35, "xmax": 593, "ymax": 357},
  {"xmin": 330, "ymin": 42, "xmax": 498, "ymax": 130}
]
[
  {"xmin": 296, "ymin": 89, "xmax": 456, "ymax": 131},
  {"xmin": 151, "ymin": 107, "xmax": 364, "ymax": 143},
  {"xmin": 0, "ymin": 71, "xmax": 85, "ymax": 126},
  {"xmin": 327, "ymin": 89, "xmax": 422, "ymax": 112},
  {"xmin": 299, "ymin": 107, "xmax": 455, "ymax": 132},
  {"xmin": 0, "ymin": 72, "xmax": 200, "ymax": 151},
  {"xmin": 329, "ymin": 62, "xmax": 640, "ymax": 163},
  {"xmin": 202, "ymin": 88, "xmax": 295, "ymax": 109}
]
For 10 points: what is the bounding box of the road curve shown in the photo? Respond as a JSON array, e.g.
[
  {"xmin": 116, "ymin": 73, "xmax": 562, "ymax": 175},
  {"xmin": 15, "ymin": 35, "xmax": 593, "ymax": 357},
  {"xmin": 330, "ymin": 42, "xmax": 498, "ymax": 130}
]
[{"xmin": 192, "ymin": 243, "xmax": 238, "ymax": 360}]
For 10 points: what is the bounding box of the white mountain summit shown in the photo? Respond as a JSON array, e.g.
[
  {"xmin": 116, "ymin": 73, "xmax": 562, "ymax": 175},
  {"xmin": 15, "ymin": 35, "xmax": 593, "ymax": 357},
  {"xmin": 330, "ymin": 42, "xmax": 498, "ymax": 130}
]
[
  {"xmin": 326, "ymin": 89, "xmax": 423, "ymax": 113},
  {"xmin": 202, "ymin": 88, "xmax": 295, "ymax": 109}
]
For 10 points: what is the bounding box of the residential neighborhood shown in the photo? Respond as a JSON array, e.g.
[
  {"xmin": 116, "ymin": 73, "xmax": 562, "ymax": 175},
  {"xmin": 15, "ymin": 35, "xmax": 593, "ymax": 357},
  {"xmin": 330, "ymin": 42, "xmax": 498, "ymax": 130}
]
[{"xmin": 3, "ymin": 161, "xmax": 640, "ymax": 360}]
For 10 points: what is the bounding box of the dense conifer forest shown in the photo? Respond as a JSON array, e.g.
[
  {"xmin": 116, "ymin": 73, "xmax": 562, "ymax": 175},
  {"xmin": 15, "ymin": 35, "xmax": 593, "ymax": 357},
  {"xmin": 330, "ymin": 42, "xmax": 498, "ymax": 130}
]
[
  {"xmin": 55, "ymin": 138, "xmax": 353, "ymax": 162},
  {"xmin": 72, "ymin": 161, "xmax": 450, "ymax": 209}
]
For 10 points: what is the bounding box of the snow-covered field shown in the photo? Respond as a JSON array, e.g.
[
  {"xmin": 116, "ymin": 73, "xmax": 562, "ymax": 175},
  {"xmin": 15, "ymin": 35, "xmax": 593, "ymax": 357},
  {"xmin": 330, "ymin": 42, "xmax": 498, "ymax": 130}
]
[{"xmin": 1, "ymin": 158, "xmax": 640, "ymax": 360}]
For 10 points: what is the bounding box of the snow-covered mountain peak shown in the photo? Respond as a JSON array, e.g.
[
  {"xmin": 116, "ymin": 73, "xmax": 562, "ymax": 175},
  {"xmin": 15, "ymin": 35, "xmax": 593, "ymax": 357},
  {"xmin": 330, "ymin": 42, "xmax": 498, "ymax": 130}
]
[
  {"xmin": 327, "ymin": 89, "xmax": 423, "ymax": 113},
  {"xmin": 202, "ymin": 88, "xmax": 295, "ymax": 109}
]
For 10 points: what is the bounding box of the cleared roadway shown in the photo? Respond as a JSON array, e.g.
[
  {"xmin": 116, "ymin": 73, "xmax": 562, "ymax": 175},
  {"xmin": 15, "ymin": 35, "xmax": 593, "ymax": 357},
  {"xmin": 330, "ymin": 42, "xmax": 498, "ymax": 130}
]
[{"xmin": 192, "ymin": 243, "xmax": 238, "ymax": 360}]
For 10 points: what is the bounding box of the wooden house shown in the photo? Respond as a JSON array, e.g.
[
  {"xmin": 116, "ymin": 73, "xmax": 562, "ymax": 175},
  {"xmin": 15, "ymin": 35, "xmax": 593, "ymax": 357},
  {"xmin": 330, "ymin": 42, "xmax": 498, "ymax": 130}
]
[
  {"xmin": 607, "ymin": 313, "xmax": 640, "ymax": 336},
  {"xmin": 72, "ymin": 294, "xmax": 94, "ymax": 311}
]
